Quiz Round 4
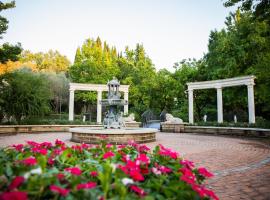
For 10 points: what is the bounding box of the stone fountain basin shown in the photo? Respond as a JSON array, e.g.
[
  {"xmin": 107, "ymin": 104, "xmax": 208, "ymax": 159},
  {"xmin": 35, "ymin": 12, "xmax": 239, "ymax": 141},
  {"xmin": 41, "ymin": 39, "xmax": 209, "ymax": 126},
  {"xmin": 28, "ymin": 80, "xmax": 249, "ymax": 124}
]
[{"xmin": 70, "ymin": 127, "xmax": 157, "ymax": 144}]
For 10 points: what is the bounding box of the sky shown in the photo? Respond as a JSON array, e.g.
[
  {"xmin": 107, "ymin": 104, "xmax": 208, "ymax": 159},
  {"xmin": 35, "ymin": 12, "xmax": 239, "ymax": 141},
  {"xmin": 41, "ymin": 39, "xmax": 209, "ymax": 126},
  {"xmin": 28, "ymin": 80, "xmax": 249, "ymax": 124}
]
[{"xmin": 1, "ymin": 0, "xmax": 236, "ymax": 71}]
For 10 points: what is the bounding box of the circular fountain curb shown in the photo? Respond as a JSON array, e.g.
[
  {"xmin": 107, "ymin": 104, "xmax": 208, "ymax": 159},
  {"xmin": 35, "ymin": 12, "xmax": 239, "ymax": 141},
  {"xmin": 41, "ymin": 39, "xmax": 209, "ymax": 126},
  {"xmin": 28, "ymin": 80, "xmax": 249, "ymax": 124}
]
[{"xmin": 70, "ymin": 127, "xmax": 157, "ymax": 144}]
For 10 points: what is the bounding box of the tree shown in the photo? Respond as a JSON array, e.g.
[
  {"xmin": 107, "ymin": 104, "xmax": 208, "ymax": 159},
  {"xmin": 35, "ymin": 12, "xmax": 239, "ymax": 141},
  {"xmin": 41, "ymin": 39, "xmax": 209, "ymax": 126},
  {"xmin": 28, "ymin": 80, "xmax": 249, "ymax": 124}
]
[
  {"xmin": 0, "ymin": 0, "xmax": 15, "ymax": 38},
  {"xmin": 224, "ymin": 0, "xmax": 270, "ymax": 22},
  {"xmin": 0, "ymin": 69, "xmax": 51, "ymax": 123},
  {"xmin": 20, "ymin": 50, "xmax": 71, "ymax": 72},
  {"xmin": 0, "ymin": 43, "xmax": 22, "ymax": 63}
]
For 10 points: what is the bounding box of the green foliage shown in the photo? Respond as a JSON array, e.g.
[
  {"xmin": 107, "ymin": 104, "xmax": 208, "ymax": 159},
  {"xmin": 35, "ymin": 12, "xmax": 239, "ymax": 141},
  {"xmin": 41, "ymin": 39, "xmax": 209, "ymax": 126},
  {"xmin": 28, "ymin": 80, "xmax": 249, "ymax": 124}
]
[
  {"xmin": 20, "ymin": 50, "xmax": 71, "ymax": 72},
  {"xmin": 0, "ymin": 69, "xmax": 52, "ymax": 123},
  {"xmin": 0, "ymin": 43, "xmax": 22, "ymax": 63},
  {"xmin": 0, "ymin": 0, "xmax": 15, "ymax": 38}
]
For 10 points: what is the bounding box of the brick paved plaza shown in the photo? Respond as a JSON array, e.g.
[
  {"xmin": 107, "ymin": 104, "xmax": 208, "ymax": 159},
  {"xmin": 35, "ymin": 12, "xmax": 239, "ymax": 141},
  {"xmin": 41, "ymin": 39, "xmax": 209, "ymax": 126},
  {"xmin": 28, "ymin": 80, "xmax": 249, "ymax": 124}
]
[{"xmin": 0, "ymin": 132, "xmax": 269, "ymax": 200}]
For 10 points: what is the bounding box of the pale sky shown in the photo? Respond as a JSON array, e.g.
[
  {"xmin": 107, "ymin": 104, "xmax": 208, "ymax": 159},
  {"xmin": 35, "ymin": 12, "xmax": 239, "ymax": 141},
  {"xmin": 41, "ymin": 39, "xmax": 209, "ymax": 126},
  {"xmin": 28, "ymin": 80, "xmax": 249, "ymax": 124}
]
[{"xmin": 1, "ymin": 0, "xmax": 235, "ymax": 71}]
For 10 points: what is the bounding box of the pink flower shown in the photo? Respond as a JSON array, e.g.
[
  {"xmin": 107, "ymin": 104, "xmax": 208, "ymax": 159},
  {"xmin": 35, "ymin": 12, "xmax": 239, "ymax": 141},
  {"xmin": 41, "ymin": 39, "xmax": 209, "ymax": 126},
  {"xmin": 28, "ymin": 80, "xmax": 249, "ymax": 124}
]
[
  {"xmin": 76, "ymin": 182, "xmax": 97, "ymax": 190},
  {"xmin": 55, "ymin": 139, "xmax": 65, "ymax": 146},
  {"xmin": 180, "ymin": 160, "xmax": 195, "ymax": 169},
  {"xmin": 26, "ymin": 141, "xmax": 40, "ymax": 147},
  {"xmin": 40, "ymin": 142, "xmax": 52, "ymax": 149},
  {"xmin": 32, "ymin": 147, "xmax": 47, "ymax": 155},
  {"xmin": 72, "ymin": 145, "xmax": 82, "ymax": 152},
  {"xmin": 118, "ymin": 144, "xmax": 126, "ymax": 149},
  {"xmin": 136, "ymin": 154, "xmax": 150, "ymax": 164},
  {"xmin": 158, "ymin": 144, "xmax": 178, "ymax": 159},
  {"xmin": 130, "ymin": 185, "xmax": 146, "ymax": 197},
  {"xmin": 90, "ymin": 171, "xmax": 98, "ymax": 177},
  {"xmin": 103, "ymin": 151, "xmax": 115, "ymax": 159},
  {"xmin": 12, "ymin": 144, "xmax": 24, "ymax": 152},
  {"xmin": 191, "ymin": 184, "xmax": 219, "ymax": 200},
  {"xmin": 22, "ymin": 157, "xmax": 37, "ymax": 166},
  {"xmin": 106, "ymin": 144, "xmax": 113, "ymax": 148},
  {"xmin": 50, "ymin": 185, "xmax": 69, "ymax": 197},
  {"xmin": 138, "ymin": 145, "xmax": 150, "ymax": 152},
  {"xmin": 81, "ymin": 143, "xmax": 91, "ymax": 149},
  {"xmin": 159, "ymin": 166, "xmax": 172, "ymax": 174},
  {"xmin": 64, "ymin": 167, "xmax": 82, "ymax": 176},
  {"xmin": 52, "ymin": 149, "xmax": 62, "ymax": 155},
  {"xmin": 8, "ymin": 176, "xmax": 25, "ymax": 190},
  {"xmin": 0, "ymin": 191, "xmax": 27, "ymax": 200},
  {"xmin": 198, "ymin": 167, "xmax": 213, "ymax": 178},
  {"xmin": 152, "ymin": 167, "xmax": 161, "ymax": 175}
]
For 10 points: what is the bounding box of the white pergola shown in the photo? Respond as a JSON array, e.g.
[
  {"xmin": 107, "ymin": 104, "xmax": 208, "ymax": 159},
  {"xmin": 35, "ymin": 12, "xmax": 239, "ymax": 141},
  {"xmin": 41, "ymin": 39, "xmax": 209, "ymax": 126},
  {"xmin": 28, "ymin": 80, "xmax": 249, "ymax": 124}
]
[
  {"xmin": 69, "ymin": 83, "xmax": 129, "ymax": 124},
  {"xmin": 187, "ymin": 76, "xmax": 256, "ymax": 124}
]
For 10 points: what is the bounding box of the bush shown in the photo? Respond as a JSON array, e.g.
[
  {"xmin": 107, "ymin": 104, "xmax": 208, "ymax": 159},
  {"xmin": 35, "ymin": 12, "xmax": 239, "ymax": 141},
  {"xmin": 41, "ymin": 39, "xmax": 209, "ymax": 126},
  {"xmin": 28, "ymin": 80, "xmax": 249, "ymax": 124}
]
[
  {"xmin": 0, "ymin": 140, "xmax": 218, "ymax": 199},
  {"xmin": 0, "ymin": 69, "xmax": 51, "ymax": 124}
]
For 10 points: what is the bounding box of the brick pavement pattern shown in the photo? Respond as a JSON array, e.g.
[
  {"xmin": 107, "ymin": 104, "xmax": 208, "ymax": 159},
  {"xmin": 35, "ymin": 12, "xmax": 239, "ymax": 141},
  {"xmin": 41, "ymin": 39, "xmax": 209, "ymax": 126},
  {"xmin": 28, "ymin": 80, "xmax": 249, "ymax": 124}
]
[{"xmin": 0, "ymin": 132, "xmax": 269, "ymax": 200}]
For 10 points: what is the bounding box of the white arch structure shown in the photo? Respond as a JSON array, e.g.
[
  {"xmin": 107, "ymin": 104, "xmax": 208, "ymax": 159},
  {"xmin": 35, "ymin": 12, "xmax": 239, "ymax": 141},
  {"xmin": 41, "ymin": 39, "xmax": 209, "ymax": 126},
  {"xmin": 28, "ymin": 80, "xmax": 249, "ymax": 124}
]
[
  {"xmin": 69, "ymin": 83, "xmax": 129, "ymax": 124},
  {"xmin": 187, "ymin": 76, "xmax": 256, "ymax": 124}
]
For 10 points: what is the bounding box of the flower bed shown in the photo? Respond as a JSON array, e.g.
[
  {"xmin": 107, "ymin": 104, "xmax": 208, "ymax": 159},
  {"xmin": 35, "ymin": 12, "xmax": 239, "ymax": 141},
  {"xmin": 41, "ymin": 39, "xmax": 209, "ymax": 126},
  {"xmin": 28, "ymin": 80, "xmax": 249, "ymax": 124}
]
[{"xmin": 0, "ymin": 139, "xmax": 218, "ymax": 200}]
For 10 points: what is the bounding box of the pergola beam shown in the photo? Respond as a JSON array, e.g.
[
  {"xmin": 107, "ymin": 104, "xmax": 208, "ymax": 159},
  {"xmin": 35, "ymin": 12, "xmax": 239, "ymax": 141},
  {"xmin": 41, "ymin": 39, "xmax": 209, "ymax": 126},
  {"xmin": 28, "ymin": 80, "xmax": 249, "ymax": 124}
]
[{"xmin": 187, "ymin": 76, "xmax": 256, "ymax": 124}]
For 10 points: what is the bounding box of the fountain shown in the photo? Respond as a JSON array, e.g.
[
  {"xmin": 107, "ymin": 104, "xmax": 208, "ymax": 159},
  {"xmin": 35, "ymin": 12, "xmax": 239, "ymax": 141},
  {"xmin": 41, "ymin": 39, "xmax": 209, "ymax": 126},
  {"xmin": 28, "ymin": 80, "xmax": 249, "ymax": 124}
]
[{"xmin": 70, "ymin": 78, "xmax": 157, "ymax": 144}]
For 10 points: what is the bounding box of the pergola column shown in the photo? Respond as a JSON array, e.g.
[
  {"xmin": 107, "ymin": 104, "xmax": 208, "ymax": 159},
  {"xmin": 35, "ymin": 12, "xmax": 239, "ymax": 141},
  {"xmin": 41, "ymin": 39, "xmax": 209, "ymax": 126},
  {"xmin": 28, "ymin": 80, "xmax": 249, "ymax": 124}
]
[
  {"xmin": 124, "ymin": 91, "xmax": 129, "ymax": 114},
  {"xmin": 216, "ymin": 87, "xmax": 223, "ymax": 123},
  {"xmin": 97, "ymin": 90, "xmax": 102, "ymax": 124},
  {"xmin": 188, "ymin": 89, "xmax": 194, "ymax": 124},
  {"xmin": 247, "ymin": 84, "xmax": 255, "ymax": 123},
  {"xmin": 68, "ymin": 89, "xmax": 75, "ymax": 121}
]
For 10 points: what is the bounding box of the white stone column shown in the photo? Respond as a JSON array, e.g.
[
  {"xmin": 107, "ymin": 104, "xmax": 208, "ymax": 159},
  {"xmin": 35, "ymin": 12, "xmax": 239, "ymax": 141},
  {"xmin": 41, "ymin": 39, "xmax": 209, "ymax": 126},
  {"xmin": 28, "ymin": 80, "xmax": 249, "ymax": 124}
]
[
  {"xmin": 68, "ymin": 89, "xmax": 75, "ymax": 121},
  {"xmin": 188, "ymin": 89, "xmax": 194, "ymax": 124},
  {"xmin": 124, "ymin": 91, "xmax": 129, "ymax": 115},
  {"xmin": 97, "ymin": 90, "xmax": 102, "ymax": 124},
  {"xmin": 216, "ymin": 87, "xmax": 223, "ymax": 123},
  {"xmin": 247, "ymin": 84, "xmax": 255, "ymax": 123}
]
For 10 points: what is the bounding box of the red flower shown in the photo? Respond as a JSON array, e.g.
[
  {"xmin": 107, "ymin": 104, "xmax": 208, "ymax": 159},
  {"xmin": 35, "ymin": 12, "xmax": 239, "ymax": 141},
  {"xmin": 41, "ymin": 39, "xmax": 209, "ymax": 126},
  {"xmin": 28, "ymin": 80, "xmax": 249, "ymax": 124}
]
[
  {"xmin": 103, "ymin": 151, "xmax": 115, "ymax": 159},
  {"xmin": 26, "ymin": 141, "xmax": 39, "ymax": 147},
  {"xmin": 50, "ymin": 185, "xmax": 69, "ymax": 197},
  {"xmin": 12, "ymin": 144, "xmax": 24, "ymax": 152},
  {"xmin": 40, "ymin": 142, "xmax": 52, "ymax": 149},
  {"xmin": 64, "ymin": 167, "xmax": 82, "ymax": 176},
  {"xmin": 180, "ymin": 160, "xmax": 194, "ymax": 169},
  {"xmin": 52, "ymin": 149, "xmax": 62, "ymax": 155},
  {"xmin": 76, "ymin": 182, "xmax": 96, "ymax": 190},
  {"xmin": 55, "ymin": 139, "xmax": 65, "ymax": 146},
  {"xmin": 138, "ymin": 145, "xmax": 150, "ymax": 153},
  {"xmin": 118, "ymin": 144, "xmax": 126, "ymax": 149},
  {"xmin": 47, "ymin": 157, "xmax": 54, "ymax": 165},
  {"xmin": 130, "ymin": 185, "xmax": 146, "ymax": 197},
  {"xmin": 198, "ymin": 167, "xmax": 213, "ymax": 178},
  {"xmin": 158, "ymin": 144, "xmax": 178, "ymax": 159},
  {"xmin": 129, "ymin": 170, "xmax": 144, "ymax": 181},
  {"xmin": 90, "ymin": 171, "xmax": 98, "ymax": 177},
  {"xmin": 0, "ymin": 191, "xmax": 27, "ymax": 200},
  {"xmin": 32, "ymin": 147, "xmax": 47, "ymax": 155},
  {"xmin": 159, "ymin": 166, "xmax": 172, "ymax": 174},
  {"xmin": 191, "ymin": 184, "xmax": 219, "ymax": 200},
  {"xmin": 180, "ymin": 168, "xmax": 196, "ymax": 185},
  {"xmin": 57, "ymin": 173, "xmax": 65, "ymax": 181},
  {"xmin": 8, "ymin": 176, "xmax": 25, "ymax": 190},
  {"xmin": 22, "ymin": 157, "xmax": 37, "ymax": 166}
]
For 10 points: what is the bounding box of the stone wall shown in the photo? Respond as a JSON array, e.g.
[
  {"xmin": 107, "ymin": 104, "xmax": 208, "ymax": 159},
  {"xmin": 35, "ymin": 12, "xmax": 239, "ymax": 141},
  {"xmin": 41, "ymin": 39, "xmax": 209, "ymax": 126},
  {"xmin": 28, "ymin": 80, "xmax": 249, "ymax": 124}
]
[
  {"xmin": 161, "ymin": 123, "xmax": 270, "ymax": 138},
  {"xmin": 0, "ymin": 122, "xmax": 141, "ymax": 135}
]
